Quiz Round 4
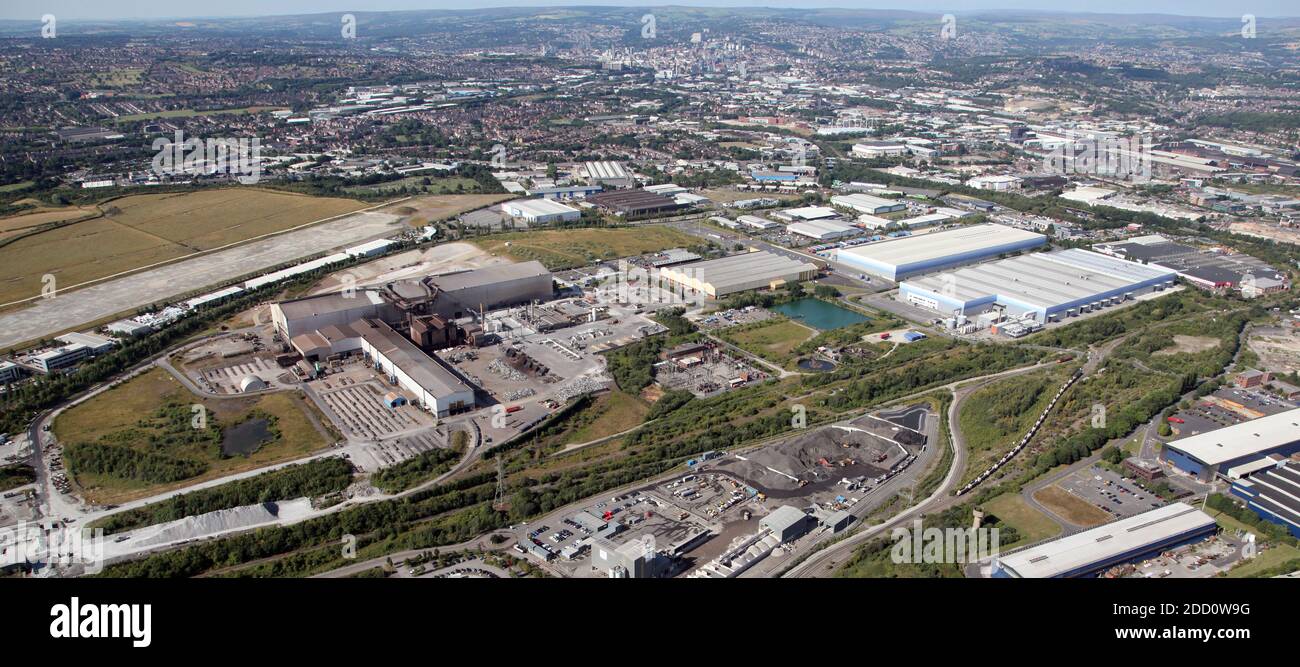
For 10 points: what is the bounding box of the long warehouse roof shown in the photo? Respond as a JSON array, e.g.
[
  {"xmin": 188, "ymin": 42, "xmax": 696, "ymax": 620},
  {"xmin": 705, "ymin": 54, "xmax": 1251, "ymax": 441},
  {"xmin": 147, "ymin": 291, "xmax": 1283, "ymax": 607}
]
[
  {"xmin": 353, "ymin": 318, "xmax": 473, "ymax": 399},
  {"xmin": 839, "ymin": 223, "xmax": 1045, "ymax": 269},
  {"xmin": 668, "ymin": 251, "xmax": 817, "ymax": 290},
  {"xmin": 504, "ymin": 198, "xmax": 579, "ymax": 216},
  {"xmin": 430, "ymin": 260, "xmax": 551, "ymax": 292},
  {"xmin": 1165, "ymin": 407, "xmax": 1300, "ymax": 466},
  {"xmin": 903, "ymin": 249, "xmax": 1175, "ymax": 308},
  {"xmin": 997, "ymin": 502, "xmax": 1216, "ymax": 578}
]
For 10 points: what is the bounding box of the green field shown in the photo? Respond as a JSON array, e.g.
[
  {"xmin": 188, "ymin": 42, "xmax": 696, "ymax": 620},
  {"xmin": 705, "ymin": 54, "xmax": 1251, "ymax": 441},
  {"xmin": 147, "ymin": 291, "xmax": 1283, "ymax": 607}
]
[
  {"xmin": 721, "ymin": 319, "xmax": 816, "ymax": 364},
  {"xmin": 982, "ymin": 492, "xmax": 1062, "ymax": 550},
  {"xmin": 0, "ymin": 189, "xmax": 365, "ymax": 304},
  {"xmin": 470, "ymin": 226, "xmax": 701, "ymax": 270},
  {"xmin": 345, "ymin": 176, "xmax": 481, "ymax": 195},
  {"xmin": 54, "ymin": 367, "xmax": 332, "ymax": 504},
  {"xmin": 1226, "ymin": 543, "xmax": 1300, "ymax": 578},
  {"xmin": 957, "ymin": 368, "xmax": 1066, "ymax": 486},
  {"xmin": 559, "ymin": 391, "xmax": 650, "ymax": 447}
]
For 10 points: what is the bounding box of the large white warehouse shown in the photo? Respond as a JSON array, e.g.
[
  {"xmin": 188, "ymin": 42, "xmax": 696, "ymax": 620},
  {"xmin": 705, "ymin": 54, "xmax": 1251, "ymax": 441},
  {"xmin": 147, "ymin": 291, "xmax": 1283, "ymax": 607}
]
[
  {"xmin": 898, "ymin": 248, "xmax": 1178, "ymax": 322},
  {"xmin": 837, "ymin": 223, "xmax": 1047, "ymax": 280},
  {"xmin": 500, "ymin": 198, "xmax": 581, "ymax": 224}
]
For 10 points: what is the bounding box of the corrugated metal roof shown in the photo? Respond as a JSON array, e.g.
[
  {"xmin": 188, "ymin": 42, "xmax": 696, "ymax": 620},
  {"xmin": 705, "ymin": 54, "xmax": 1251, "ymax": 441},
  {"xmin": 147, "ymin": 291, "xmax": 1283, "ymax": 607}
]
[
  {"xmin": 997, "ymin": 502, "xmax": 1216, "ymax": 578},
  {"xmin": 902, "ymin": 248, "xmax": 1175, "ymax": 309},
  {"xmin": 1166, "ymin": 407, "xmax": 1300, "ymax": 466},
  {"xmin": 840, "ymin": 223, "xmax": 1045, "ymax": 269}
]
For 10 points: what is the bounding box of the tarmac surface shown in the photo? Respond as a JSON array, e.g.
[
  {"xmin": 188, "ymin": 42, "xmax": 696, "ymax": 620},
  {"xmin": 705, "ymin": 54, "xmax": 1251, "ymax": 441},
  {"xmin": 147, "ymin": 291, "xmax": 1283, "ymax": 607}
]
[{"xmin": 0, "ymin": 210, "xmax": 403, "ymax": 349}]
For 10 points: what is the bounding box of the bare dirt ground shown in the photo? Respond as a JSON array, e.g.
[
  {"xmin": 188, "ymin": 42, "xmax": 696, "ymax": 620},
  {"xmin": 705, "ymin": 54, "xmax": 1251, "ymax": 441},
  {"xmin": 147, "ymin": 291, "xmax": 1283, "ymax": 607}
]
[
  {"xmin": 1032, "ymin": 485, "xmax": 1111, "ymax": 527},
  {"xmin": 379, "ymin": 193, "xmax": 511, "ymax": 227},
  {"xmin": 1154, "ymin": 335, "xmax": 1220, "ymax": 356},
  {"xmin": 310, "ymin": 242, "xmax": 510, "ymax": 294},
  {"xmin": 1229, "ymin": 221, "xmax": 1300, "ymax": 246},
  {"xmin": 1247, "ymin": 327, "xmax": 1300, "ymax": 374}
]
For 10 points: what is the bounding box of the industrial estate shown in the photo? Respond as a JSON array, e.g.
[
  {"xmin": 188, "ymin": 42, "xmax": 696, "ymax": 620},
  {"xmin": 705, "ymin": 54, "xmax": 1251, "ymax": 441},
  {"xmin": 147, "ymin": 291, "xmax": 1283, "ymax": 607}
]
[{"xmin": 0, "ymin": 5, "xmax": 1299, "ymax": 597}]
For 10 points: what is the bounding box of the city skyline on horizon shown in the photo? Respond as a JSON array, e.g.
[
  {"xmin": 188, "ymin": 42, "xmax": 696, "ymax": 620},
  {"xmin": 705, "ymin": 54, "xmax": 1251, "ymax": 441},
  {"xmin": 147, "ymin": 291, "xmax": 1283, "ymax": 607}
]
[{"xmin": 3, "ymin": 1, "xmax": 1298, "ymax": 23}]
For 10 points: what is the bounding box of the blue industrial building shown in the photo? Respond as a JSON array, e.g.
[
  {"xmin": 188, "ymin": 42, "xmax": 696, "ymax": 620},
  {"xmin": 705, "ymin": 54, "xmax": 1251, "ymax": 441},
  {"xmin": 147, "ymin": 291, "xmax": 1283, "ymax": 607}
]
[
  {"xmin": 1161, "ymin": 408, "xmax": 1300, "ymax": 480},
  {"xmin": 1229, "ymin": 460, "xmax": 1300, "ymax": 538}
]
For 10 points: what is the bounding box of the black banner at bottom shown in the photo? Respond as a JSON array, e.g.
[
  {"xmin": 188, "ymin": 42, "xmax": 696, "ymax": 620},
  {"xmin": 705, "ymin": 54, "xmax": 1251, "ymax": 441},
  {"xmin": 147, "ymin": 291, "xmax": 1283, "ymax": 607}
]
[{"xmin": 6, "ymin": 577, "xmax": 1291, "ymax": 656}]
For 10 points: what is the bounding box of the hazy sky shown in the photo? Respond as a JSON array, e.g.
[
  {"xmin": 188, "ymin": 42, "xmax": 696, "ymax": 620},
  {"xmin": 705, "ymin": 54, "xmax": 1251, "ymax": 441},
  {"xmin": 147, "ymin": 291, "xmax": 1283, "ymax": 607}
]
[{"xmin": 4, "ymin": 1, "xmax": 1296, "ymax": 21}]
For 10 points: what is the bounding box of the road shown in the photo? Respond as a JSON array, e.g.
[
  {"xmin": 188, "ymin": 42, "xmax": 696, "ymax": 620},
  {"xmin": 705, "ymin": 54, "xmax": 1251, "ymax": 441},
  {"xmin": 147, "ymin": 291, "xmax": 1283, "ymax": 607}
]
[{"xmin": 782, "ymin": 359, "xmax": 1069, "ymax": 578}]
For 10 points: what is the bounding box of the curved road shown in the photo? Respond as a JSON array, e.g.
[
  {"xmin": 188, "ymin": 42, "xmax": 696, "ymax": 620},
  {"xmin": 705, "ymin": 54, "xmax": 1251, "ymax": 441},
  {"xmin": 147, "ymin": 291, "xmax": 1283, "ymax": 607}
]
[{"xmin": 782, "ymin": 360, "xmax": 1060, "ymax": 578}]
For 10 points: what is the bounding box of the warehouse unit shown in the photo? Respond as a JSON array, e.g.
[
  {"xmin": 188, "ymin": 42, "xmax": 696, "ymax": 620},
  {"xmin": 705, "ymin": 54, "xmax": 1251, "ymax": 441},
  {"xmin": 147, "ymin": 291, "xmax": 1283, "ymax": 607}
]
[
  {"xmin": 586, "ymin": 189, "xmax": 685, "ymax": 217},
  {"xmin": 499, "ymin": 198, "xmax": 581, "ymax": 224},
  {"xmin": 581, "ymin": 161, "xmax": 634, "ymax": 188},
  {"xmin": 1230, "ymin": 460, "xmax": 1300, "ymax": 538},
  {"xmin": 898, "ymin": 248, "xmax": 1177, "ymax": 322},
  {"xmin": 659, "ymin": 251, "xmax": 819, "ymax": 298},
  {"xmin": 830, "ymin": 193, "xmax": 907, "ymax": 215},
  {"xmin": 355, "ymin": 318, "xmax": 475, "ymax": 418},
  {"xmin": 737, "ymin": 215, "xmax": 781, "ymax": 232},
  {"xmin": 786, "ymin": 219, "xmax": 860, "ymax": 241},
  {"xmin": 838, "ymin": 223, "xmax": 1046, "ymax": 280},
  {"xmin": 273, "ymin": 290, "xmax": 395, "ymax": 341},
  {"xmin": 1161, "ymin": 407, "xmax": 1300, "ymax": 481},
  {"xmin": 761, "ymin": 505, "xmax": 814, "ymax": 544},
  {"xmin": 993, "ymin": 503, "xmax": 1217, "ymax": 578}
]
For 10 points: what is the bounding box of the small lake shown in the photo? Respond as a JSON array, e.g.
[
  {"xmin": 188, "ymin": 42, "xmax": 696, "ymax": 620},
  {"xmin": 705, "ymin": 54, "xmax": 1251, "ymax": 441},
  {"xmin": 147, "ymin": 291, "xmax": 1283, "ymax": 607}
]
[
  {"xmin": 796, "ymin": 358, "xmax": 837, "ymax": 372},
  {"xmin": 771, "ymin": 298, "xmax": 869, "ymax": 331},
  {"xmin": 221, "ymin": 418, "xmax": 273, "ymax": 457}
]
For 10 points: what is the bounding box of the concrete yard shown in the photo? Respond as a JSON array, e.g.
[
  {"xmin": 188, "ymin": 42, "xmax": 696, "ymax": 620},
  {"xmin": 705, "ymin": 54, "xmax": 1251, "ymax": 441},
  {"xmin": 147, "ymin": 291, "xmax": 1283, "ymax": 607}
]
[{"xmin": 0, "ymin": 210, "xmax": 404, "ymax": 349}]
